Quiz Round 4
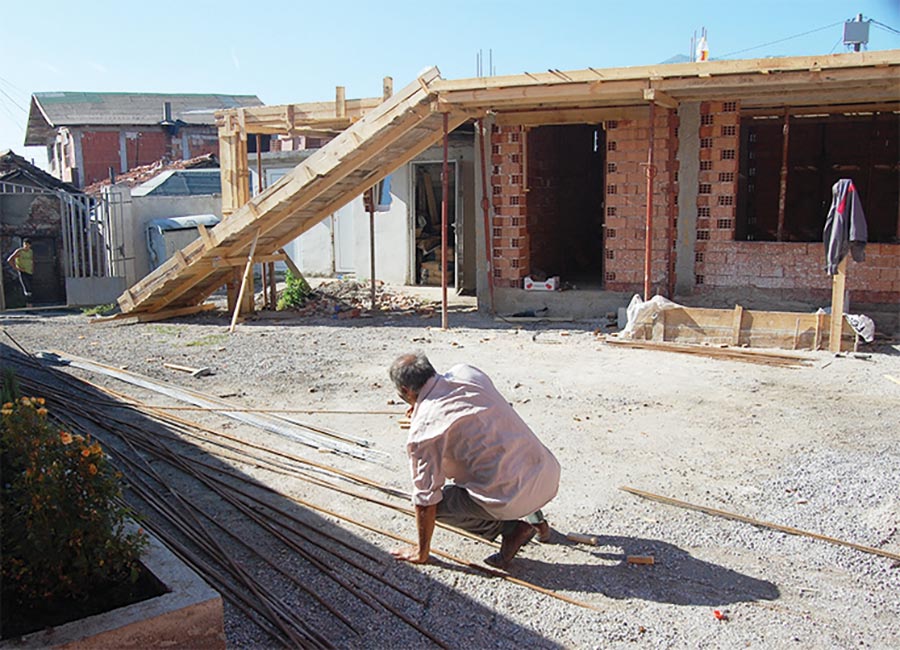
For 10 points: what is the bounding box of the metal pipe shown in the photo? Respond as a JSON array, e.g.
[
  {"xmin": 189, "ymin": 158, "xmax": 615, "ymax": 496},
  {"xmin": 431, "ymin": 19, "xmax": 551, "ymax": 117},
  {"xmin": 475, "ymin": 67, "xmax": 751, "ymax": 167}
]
[
  {"xmin": 644, "ymin": 101, "xmax": 656, "ymax": 300},
  {"xmin": 441, "ymin": 112, "xmax": 450, "ymax": 330}
]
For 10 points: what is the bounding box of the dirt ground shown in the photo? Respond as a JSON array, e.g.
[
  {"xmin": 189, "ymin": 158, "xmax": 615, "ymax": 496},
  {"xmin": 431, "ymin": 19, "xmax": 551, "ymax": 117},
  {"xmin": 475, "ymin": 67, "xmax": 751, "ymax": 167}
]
[{"xmin": 2, "ymin": 285, "xmax": 899, "ymax": 649}]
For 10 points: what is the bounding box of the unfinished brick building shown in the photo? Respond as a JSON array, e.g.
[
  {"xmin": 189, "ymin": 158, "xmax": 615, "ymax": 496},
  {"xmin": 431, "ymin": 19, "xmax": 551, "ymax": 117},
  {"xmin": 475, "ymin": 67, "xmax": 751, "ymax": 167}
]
[{"xmin": 465, "ymin": 54, "xmax": 899, "ymax": 325}]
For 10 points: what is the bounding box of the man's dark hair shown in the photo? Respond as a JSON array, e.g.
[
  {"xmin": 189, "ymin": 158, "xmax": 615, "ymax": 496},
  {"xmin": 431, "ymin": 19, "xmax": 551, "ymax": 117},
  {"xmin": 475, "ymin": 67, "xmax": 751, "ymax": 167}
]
[
  {"xmin": 389, "ymin": 352, "xmax": 436, "ymax": 393},
  {"xmin": 22, "ymin": 238, "xmax": 31, "ymax": 245}
]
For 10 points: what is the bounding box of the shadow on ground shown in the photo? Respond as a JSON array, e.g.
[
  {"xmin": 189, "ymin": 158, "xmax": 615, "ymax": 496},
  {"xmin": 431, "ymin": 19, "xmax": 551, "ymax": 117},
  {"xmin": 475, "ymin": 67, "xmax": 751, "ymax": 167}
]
[{"xmin": 509, "ymin": 533, "xmax": 779, "ymax": 607}]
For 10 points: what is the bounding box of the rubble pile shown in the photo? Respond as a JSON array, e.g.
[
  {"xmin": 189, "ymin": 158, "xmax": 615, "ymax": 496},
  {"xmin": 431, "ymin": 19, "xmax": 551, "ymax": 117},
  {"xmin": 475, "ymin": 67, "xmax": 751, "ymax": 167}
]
[{"xmin": 277, "ymin": 279, "xmax": 437, "ymax": 319}]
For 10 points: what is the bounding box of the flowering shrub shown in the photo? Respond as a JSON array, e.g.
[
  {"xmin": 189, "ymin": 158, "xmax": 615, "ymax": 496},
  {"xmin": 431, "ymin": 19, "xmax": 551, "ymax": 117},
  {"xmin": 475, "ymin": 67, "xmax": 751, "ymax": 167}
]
[{"xmin": 1, "ymin": 397, "xmax": 147, "ymax": 613}]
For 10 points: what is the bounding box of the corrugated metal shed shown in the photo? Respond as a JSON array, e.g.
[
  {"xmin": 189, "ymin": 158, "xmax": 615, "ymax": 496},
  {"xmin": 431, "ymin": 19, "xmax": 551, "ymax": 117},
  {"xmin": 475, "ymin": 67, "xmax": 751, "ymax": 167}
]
[
  {"xmin": 25, "ymin": 92, "xmax": 264, "ymax": 145},
  {"xmin": 132, "ymin": 170, "xmax": 222, "ymax": 197}
]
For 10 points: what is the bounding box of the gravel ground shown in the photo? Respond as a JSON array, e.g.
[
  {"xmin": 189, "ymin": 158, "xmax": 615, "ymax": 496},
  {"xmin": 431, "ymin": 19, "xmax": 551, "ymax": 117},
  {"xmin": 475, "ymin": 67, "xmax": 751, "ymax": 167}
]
[{"xmin": 2, "ymin": 287, "xmax": 898, "ymax": 649}]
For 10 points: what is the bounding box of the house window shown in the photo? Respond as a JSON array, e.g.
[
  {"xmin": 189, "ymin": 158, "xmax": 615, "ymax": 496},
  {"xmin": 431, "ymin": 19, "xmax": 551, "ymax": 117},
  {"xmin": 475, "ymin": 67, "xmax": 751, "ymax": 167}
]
[{"xmin": 736, "ymin": 112, "xmax": 899, "ymax": 242}]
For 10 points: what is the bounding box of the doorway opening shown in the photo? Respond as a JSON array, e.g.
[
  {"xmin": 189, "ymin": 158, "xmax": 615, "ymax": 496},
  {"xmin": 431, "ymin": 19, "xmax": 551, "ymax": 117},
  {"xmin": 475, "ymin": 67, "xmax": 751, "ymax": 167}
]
[
  {"xmin": 412, "ymin": 161, "xmax": 457, "ymax": 287},
  {"xmin": 526, "ymin": 124, "xmax": 606, "ymax": 288}
]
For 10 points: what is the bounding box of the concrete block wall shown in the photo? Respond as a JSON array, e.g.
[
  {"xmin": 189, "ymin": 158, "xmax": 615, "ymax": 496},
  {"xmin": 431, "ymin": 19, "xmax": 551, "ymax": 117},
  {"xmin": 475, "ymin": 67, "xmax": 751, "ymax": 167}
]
[
  {"xmin": 490, "ymin": 125, "xmax": 528, "ymax": 288},
  {"xmin": 701, "ymin": 241, "xmax": 900, "ymax": 304},
  {"xmin": 603, "ymin": 112, "xmax": 678, "ymax": 294}
]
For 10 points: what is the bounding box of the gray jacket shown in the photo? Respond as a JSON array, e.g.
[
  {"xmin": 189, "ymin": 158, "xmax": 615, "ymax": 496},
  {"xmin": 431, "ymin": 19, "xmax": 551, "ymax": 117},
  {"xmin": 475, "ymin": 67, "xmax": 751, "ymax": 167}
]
[{"xmin": 823, "ymin": 178, "xmax": 867, "ymax": 275}]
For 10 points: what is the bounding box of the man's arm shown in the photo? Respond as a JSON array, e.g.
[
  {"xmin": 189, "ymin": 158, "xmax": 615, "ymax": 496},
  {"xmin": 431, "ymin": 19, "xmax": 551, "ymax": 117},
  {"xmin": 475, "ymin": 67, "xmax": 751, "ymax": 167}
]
[{"xmin": 391, "ymin": 503, "xmax": 437, "ymax": 563}]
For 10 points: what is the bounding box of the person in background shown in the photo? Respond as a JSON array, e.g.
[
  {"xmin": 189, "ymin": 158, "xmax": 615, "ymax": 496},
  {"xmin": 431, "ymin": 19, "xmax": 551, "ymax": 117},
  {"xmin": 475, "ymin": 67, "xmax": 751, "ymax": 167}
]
[
  {"xmin": 389, "ymin": 352, "xmax": 560, "ymax": 569},
  {"xmin": 7, "ymin": 239, "xmax": 34, "ymax": 307}
]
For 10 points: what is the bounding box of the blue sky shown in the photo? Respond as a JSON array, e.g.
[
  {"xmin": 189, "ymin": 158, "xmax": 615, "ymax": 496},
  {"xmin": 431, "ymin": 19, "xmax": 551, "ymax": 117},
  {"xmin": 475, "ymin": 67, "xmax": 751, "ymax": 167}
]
[{"xmin": 2, "ymin": 0, "xmax": 898, "ymax": 168}]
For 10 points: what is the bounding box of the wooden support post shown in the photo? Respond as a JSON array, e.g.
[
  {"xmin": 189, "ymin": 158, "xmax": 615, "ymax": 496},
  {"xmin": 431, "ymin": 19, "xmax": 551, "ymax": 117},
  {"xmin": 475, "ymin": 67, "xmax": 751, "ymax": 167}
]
[
  {"xmin": 441, "ymin": 112, "xmax": 450, "ymax": 330},
  {"xmin": 829, "ymin": 257, "xmax": 848, "ymax": 353},
  {"xmin": 731, "ymin": 304, "xmax": 744, "ymax": 346},
  {"xmin": 814, "ymin": 311, "xmax": 825, "ymax": 351},
  {"xmin": 336, "ymin": 86, "xmax": 346, "ymax": 119},
  {"xmin": 776, "ymin": 110, "xmax": 789, "ymax": 242},
  {"xmin": 268, "ymin": 261, "xmax": 276, "ymax": 310},
  {"xmin": 229, "ymin": 230, "xmax": 260, "ymax": 333}
]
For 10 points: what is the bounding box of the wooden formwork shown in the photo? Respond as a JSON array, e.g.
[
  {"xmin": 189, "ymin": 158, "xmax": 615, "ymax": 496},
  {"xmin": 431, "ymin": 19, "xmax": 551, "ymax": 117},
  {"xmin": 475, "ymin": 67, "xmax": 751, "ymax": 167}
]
[
  {"xmin": 628, "ymin": 304, "xmax": 855, "ymax": 352},
  {"xmin": 118, "ymin": 67, "xmax": 468, "ymax": 316}
]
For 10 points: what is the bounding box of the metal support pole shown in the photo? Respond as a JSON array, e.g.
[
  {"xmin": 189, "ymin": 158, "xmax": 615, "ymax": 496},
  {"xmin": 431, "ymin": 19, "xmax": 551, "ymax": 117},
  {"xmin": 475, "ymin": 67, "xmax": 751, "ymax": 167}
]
[
  {"xmin": 369, "ymin": 199, "xmax": 377, "ymax": 312},
  {"xmin": 441, "ymin": 112, "xmax": 450, "ymax": 330},
  {"xmin": 643, "ymin": 102, "xmax": 656, "ymax": 300}
]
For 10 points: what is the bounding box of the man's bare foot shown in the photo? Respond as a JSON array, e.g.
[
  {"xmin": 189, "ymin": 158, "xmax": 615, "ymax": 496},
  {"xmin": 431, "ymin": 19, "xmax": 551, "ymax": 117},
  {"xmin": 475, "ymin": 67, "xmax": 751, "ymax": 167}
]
[
  {"xmin": 391, "ymin": 545, "xmax": 429, "ymax": 564},
  {"xmin": 484, "ymin": 521, "xmax": 535, "ymax": 569},
  {"xmin": 533, "ymin": 520, "xmax": 552, "ymax": 543}
]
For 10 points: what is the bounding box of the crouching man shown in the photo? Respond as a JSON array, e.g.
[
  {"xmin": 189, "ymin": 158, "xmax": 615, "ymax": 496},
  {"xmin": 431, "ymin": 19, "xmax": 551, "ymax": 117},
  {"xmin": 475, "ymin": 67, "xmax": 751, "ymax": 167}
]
[{"xmin": 389, "ymin": 352, "xmax": 560, "ymax": 569}]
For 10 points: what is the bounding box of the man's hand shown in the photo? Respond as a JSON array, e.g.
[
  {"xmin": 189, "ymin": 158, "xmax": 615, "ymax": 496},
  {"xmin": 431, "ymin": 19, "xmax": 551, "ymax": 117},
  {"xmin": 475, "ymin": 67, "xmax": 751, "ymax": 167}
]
[{"xmin": 391, "ymin": 545, "xmax": 429, "ymax": 564}]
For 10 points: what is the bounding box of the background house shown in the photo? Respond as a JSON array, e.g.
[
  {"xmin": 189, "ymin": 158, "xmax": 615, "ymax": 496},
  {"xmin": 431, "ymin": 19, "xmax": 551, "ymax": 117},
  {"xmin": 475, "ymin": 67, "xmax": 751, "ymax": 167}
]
[
  {"xmin": 0, "ymin": 150, "xmax": 84, "ymax": 308},
  {"xmin": 24, "ymin": 92, "xmax": 263, "ymax": 188}
]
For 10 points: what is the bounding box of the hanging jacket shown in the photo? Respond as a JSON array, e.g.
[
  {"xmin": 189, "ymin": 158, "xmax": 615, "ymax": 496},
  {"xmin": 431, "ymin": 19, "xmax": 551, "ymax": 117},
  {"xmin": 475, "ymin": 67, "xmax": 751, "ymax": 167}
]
[{"xmin": 823, "ymin": 178, "xmax": 867, "ymax": 275}]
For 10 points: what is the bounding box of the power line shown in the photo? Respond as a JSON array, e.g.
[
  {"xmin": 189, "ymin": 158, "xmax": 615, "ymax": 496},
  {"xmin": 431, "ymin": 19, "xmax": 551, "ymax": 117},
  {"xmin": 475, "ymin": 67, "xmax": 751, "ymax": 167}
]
[
  {"xmin": 0, "ymin": 87, "xmax": 27, "ymax": 113},
  {"xmin": 719, "ymin": 21, "xmax": 844, "ymax": 59},
  {"xmin": 871, "ymin": 20, "xmax": 900, "ymax": 36}
]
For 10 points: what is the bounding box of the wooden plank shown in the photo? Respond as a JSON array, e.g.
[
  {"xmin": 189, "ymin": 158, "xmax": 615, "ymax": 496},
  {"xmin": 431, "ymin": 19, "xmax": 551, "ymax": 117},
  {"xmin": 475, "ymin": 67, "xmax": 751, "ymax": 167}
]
[
  {"xmin": 621, "ymin": 486, "xmax": 900, "ymax": 563},
  {"xmin": 829, "ymin": 257, "xmax": 848, "ymax": 353},
  {"xmin": 431, "ymin": 51, "xmax": 900, "ymax": 93},
  {"xmin": 278, "ymin": 249, "xmax": 302, "ymax": 277},
  {"xmin": 731, "ymin": 304, "xmax": 744, "ymax": 346},
  {"xmin": 607, "ymin": 338, "xmax": 811, "ymax": 367}
]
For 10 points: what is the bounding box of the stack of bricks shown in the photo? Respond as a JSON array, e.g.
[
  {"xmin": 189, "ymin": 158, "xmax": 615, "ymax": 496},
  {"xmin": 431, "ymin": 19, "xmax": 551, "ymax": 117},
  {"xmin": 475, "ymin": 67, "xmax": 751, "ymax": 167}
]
[
  {"xmin": 603, "ymin": 111, "xmax": 678, "ymax": 293},
  {"xmin": 490, "ymin": 125, "xmax": 529, "ymax": 288},
  {"xmin": 693, "ymin": 101, "xmax": 740, "ymax": 288}
]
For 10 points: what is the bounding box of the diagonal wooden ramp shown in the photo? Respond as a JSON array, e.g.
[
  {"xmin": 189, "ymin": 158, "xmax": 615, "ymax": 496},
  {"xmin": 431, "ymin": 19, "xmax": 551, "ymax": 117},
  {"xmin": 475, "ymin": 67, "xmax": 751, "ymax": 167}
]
[{"xmin": 118, "ymin": 67, "xmax": 469, "ymax": 315}]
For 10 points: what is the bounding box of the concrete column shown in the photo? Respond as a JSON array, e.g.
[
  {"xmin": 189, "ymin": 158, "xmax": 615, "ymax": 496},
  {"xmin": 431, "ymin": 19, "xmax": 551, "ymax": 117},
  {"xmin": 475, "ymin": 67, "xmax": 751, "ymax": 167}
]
[{"xmin": 675, "ymin": 102, "xmax": 700, "ymax": 296}]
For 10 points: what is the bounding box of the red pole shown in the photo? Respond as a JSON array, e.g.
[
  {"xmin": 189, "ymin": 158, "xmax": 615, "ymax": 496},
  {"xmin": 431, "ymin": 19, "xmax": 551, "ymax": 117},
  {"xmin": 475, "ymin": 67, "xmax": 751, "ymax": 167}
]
[
  {"xmin": 644, "ymin": 101, "xmax": 656, "ymax": 300},
  {"xmin": 441, "ymin": 112, "xmax": 450, "ymax": 330}
]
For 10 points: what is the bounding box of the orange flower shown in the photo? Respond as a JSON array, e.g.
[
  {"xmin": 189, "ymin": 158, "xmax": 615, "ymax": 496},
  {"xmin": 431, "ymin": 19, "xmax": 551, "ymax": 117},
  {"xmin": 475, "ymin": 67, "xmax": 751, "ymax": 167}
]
[
  {"xmin": 36, "ymin": 397, "xmax": 46, "ymax": 405},
  {"xmin": 60, "ymin": 432, "xmax": 73, "ymax": 445},
  {"xmin": 88, "ymin": 464, "xmax": 98, "ymax": 476},
  {"xmin": 37, "ymin": 408, "xmax": 48, "ymax": 417},
  {"xmin": 81, "ymin": 448, "xmax": 91, "ymax": 458},
  {"xmin": 1, "ymin": 402, "xmax": 12, "ymax": 409}
]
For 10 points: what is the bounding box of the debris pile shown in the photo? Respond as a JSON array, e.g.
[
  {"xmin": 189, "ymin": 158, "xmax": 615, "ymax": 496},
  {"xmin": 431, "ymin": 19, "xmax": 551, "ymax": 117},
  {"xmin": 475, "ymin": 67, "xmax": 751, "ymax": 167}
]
[{"xmin": 276, "ymin": 280, "xmax": 438, "ymax": 319}]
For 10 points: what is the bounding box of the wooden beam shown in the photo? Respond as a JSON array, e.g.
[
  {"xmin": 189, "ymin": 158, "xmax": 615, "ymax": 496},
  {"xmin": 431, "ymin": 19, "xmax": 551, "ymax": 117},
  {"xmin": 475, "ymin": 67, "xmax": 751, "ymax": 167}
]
[
  {"xmin": 212, "ymin": 253, "xmax": 285, "ymax": 267},
  {"xmin": 229, "ymin": 229, "xmax": 260, "ymax": 333},
  {"xmin": 197, "ymin": 223, "xmax": 215, "ymax": 250},
  {"xmin": 494, "ymin": 106, "xmax": 646, "ymax": 126},
  {"xmin": 643, "ymin": 88, "xmax": 678, "ymax": 109}
]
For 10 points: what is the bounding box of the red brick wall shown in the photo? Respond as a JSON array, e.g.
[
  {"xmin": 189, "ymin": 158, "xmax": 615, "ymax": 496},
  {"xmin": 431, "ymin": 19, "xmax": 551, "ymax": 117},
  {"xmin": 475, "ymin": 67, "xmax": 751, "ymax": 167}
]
[
  {"xmin": 79, "ymin": 131, "xmax": 121, "ymax": 186},
  {"xmin": 700, "ymin": 241, "xmax": 899, "ymax": 304},
  {"xmin": 603, "ymin": 111, "xmax": 678, "ymax": 294},
  {"xmin": 693, "ymin": 101, "xmax": 740, "ymax": 288},
  {"xmin": 490, "ymin": 125, "xmax": 528, "ymax": 287},
  {"xmin": 123, "ymin": 130, "xmax": 167, "ymax": 171}
]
